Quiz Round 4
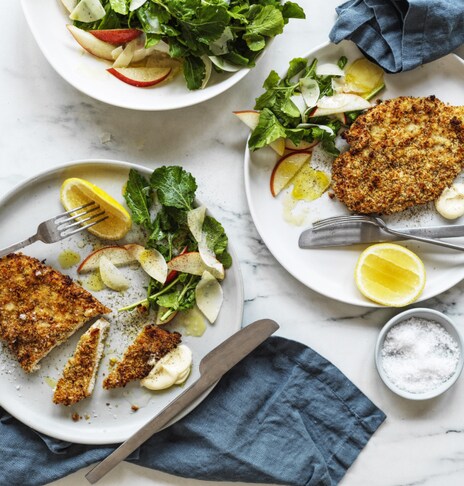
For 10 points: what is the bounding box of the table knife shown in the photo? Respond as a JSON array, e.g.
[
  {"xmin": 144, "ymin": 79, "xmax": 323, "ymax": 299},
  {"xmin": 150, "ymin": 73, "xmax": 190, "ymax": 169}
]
[
  {"xmin": 85, "ymin": 318, "xmax": 279, "ymax": 484},
  {"xmin": 299, "ymin": 223, "xmax": 464, "ymax": 249}
]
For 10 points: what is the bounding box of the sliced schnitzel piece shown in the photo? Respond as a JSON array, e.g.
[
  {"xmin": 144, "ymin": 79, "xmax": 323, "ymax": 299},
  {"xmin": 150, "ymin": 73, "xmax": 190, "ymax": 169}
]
[
  {"xmin": 0, "ymin": 253, "xmax": 111, "ymax": 373},
  {"xmin": 53, "ymin": 318, "xmax": 110, "ymax": 406},
  {"xmin": 332, "ymin": 96, "xmax": 464, "ymax": 214},
  {"xmin": 103, "ymin": 324, "xmax": 181, "ymax": 389}
]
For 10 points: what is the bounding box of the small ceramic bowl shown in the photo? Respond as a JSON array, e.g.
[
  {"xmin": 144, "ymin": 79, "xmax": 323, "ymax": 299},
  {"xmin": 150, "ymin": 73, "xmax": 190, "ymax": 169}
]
[{"xmin": 375, "ymin": 308, "xmax": 464, "ymax": 400}]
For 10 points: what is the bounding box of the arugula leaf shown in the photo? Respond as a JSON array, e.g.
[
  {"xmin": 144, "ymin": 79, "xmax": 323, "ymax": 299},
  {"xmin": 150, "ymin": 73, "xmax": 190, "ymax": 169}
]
[
  {"xmin": 150, "ymin": 166, "xmax": 197, "ymax": 211},
  {"xmin": 244, "ymin": 6, "xmax": 284, "ymax": 50},
  {"xmin": 282, "ymin": 2, "xmax": 306, "ymax": 21},
  {"xmin": 109, "ymin": 0, "xmax": 128, "ymax": 15},
  {"xmin": 123, "ymin": 169, "xmax": 152, "ymax": 228},
  {"xmin": 202, "ymin": 215, "xmax": 232, "ymax": 268},
  {"xmin": 249, "ymin": 108, "xmax": 287, "ymax": 150},
  {"xmin": 183, "ymin": 55, "xmax": 206, "ymax": 90}
]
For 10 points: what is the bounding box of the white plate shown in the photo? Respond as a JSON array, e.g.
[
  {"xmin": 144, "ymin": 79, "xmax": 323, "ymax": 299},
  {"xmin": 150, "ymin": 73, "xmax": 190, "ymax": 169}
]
[
  {"xmin": 21, "ymin": 0, "xmax": 252, "ymax": 110},
  {"xmin": 0, "ymin": 160, "xmax": 243, "ymax": 444},
  {"xmin": 244, "ymin": 41, "xmax": 464, "ymax": 307}
]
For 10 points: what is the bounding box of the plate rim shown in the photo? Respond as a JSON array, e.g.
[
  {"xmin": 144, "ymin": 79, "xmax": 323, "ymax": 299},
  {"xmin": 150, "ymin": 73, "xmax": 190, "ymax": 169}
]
[
  {"xmin": 0, "ymin": 158, "xmax": 244, "ymax": 444},
  {"xmin": 20, "ymin": 0, "xmax": 252, "ymax": 111},
  {"xmin": 244, "ymin": 40, "xmax": 464, "ymax": 308}
]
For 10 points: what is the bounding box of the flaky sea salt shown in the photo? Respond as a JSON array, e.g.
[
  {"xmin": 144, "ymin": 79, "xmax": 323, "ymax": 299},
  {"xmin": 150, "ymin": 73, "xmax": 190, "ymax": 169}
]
[{"xmin": 381, "ymin": 317, "xmax": 461, "ymax": 394}]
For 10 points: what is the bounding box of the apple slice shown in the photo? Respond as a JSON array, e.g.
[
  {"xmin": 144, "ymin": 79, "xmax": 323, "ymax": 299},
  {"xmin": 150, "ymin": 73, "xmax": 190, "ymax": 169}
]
[
  {"xmin": 112, "ymin": 37, "xmax": 142, "ymax": 68},
  {"xmin": 315, "ymin": 63, "xmax": 345, "ymax": 77},
  {"xmin": 61, "ymin": 0, "xmax": 78, "ymax": 13},
  {"xmin": 285, "ymin": 139, "xmax": 319, "ymax": 151},
  {"xmin": 69, "ymin": 0, "xmax": 105, "ymax": 22},
  {"xmin": 209, "ymin": 56, "xmax": 241, "ymax": 72},
  {"xmin": 270, "ymin": 151, "xmax": 312, "ymax": 197},
  {"xmin": 195, "ymin": 271, "xmax": 223, "ymax": 323},
  {"xmin": 299, "ymin": 78, "xmax": 320, "ymax": 109},
  {"xmin": 78, "ymin": 246, "xmax": 135, "ymax": 274},
  {"xmin": 201, "ymin": 56, "xmax": 213, "ymax": 89},
  {"xmin": 90, "ymin": 29, "xmax": 142, "ymax": 45},
  {"xmin": 233, "ymin": 110, "xmax": 285, "ymax": 155},
  {"xmin": 67, "ymin": 25, "xmax": 115, "ymax": 61},
  {"xmin": 311, "ymin": 94, "xmax": 371, "ymax": 117},
  {"xmin": 166, "ymin": 246, "xmax": 188, "ymax": 283},
  {"xmin": 186, "ymin": 207, "xmax": 225, "ymax": 280},
  {"xmin": 107, "ymin": 66, "xmax": 171, "ymax": 87},
  {"xmin": 125, "ymin": 244, "xmax": 167, "ymax": 283},
  {"xmin": 99, "ymin": 255, "xmax": 130, "ymax": 291},
  {"xmin": 167, "ymin": 252, "xmax": 224, "ymax": 280}
]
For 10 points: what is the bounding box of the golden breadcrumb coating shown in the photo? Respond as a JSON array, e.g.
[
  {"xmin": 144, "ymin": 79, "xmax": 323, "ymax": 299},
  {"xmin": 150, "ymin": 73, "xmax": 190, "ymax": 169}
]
[
  {"xmin": 53, "ymin": 319, "xmax": 109, "ymax": 406},
  {"xmin": 0, "ymin": 253, "xmax": 110, "ymax": 373},
  {"xmin": 103, "ymin": 324, "xmax": 181, "ymax": 389},
  {"xmin": 332, "ymin": 96, "xmax": 464, "ymax": 214}
]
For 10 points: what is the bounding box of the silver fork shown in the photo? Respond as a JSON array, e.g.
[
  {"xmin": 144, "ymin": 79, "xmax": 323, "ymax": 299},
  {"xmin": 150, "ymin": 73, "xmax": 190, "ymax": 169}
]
[
  {"xmin": 0, "ymin": 202, "xmax": 108, "ymax": 258},
  {"xmin": 312, "ymin": 214, "xmax": 464, "ymax": 251}
]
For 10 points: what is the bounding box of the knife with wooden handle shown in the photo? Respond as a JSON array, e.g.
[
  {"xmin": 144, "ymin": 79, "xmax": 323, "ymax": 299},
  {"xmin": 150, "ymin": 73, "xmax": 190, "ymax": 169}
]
[{"xmin": 85, "ymin": 318, "xmax": 279, "ymax": 484}]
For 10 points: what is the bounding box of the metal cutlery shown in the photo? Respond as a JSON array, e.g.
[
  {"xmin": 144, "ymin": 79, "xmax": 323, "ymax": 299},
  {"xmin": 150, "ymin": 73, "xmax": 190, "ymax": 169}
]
[
  {"xmin": 0, "ymin": 202, "xmax": 107, "ymax": 258},
  {"xmin": 85, "ymin": 318, "xmax": 280, "ymax": 484},
  {"xmin": 299, "ymin": 215, "xmax": 464, "ymax": 250}
]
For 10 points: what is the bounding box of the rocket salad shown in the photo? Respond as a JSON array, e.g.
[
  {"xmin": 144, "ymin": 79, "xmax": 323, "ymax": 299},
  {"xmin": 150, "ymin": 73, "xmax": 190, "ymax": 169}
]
[
  {"xmin": 63, "ymin": 0, "xmax": 305, "ymax": 90},
  {"xmin": 120, "ymin": 166, "xmax": 231, "ymax": 323}
]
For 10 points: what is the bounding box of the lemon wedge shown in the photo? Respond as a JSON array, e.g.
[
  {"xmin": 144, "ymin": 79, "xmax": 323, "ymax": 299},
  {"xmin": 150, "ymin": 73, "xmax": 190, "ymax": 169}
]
[
  {"xmin": 355, "ymin": 243, "xmax": 426, "ymax": 307},
  {"xmin": 60, "ymin": 178, "xmax": 131, "ymax": 240}
]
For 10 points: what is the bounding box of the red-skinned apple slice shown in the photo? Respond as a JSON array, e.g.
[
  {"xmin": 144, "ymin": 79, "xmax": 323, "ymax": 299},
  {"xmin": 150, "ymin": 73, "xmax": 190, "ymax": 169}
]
[
  {"xmin": 78, "ymin": 246, "xmax": 135, "ymax": 274},
  {"xmin": 99, "ymin": 255, "xmax": 130, "ymax": 291},
  {"xmin": 125, "ymin": 244, "xmax": 167, "ymax": 283},
  {"xmin": 195, "ymin": 271, "xmax": 223, "ymax": 323},
  {"xmin": 270, "ymin": 151, "xmax": 312, "ymax": 197},
  {"xmin": 167, "ymin": 252, "xmax": 224, "ymax": 280},
  {"xmin": 166, "ymin": 246, "xmax": 188, "ymax": 284},
  {"xmin": 107, "ymin": 66, "xmax": 172, "ymax": 87},
  {"xmin": 233, "ymin": 110, "xmax": 285, "ymax": 155},
  {"xmin": 67, "ymin": 24, "xmax": 115, "ymax": 61},
  {"xmin": 90, "ymin": 29, "xmax": 141, "ymax": 45}
]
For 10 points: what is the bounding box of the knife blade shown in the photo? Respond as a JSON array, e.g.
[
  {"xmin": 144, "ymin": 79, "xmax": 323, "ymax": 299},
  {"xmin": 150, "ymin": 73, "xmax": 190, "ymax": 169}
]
[
  {"xmin": 298, "ymin": 222, "xmax": 464, "ymax": 249},
  {"xmin": 85, "ymin": 318, "xmax": 279, "ymax": 484}
]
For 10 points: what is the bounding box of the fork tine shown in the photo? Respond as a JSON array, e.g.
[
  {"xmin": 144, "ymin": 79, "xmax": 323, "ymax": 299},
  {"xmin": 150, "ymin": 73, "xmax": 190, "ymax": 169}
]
[
  {"xmin": 53, "ymin": 201, "xmax": 98, "ymax": 220},
  {"xmin": 312, "ymin": 215, "xmax": 371, "ymax": 229},
  {"xmin": 57, "ymin": 204, "xmax": 101, "ymax": 224},
  {"xmin": 57, "ymin": 211, "xmax": 106, "ymax": 231},
  {"xmin": 60, "ymin": 215, "xmax": 109, "ymax": 237}
]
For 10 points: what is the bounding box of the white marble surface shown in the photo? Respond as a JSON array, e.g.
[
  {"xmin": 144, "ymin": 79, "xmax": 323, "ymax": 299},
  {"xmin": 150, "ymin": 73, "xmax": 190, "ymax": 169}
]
[{"xmin": 2, "ymin": 1, "xmax": 464, "ymax": 485}]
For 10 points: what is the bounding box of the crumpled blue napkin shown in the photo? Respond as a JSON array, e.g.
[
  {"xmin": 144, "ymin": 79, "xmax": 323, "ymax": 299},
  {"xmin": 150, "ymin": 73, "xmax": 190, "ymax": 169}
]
[
  {"xmin": 0, "ymin": 336, "xmax": 385, "ymax": 486},
  {"xmin": 329, "ymin": 0, "xmax": 464, "ymax": 72}
]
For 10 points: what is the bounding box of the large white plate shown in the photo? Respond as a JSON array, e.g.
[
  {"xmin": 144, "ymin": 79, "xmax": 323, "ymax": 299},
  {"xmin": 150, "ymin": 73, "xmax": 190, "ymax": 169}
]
[
  {"xmin": 245, "ymin": 41, "xmax": 464, "ymax": 307},
  {"xmin": 0, "ymin": 160, "xmax": 243, "ymax": 444},
  {"xmin": 21, "ymin": 0, "xmax": 252, "ymax": 110}
]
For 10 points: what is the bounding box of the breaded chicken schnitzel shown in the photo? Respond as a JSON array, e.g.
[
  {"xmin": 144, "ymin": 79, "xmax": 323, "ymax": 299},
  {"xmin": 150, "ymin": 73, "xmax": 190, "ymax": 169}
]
[
  {"xmin": 0, "ymin": 253, "xmax": 110, "ymax": 373},
  {"xmin": 103, "ymin": 324, "xmax": 181, "ymax": 389},
  {"xmin": 332, "ymin": 96, "xmax": 464, "ymax": 214}
]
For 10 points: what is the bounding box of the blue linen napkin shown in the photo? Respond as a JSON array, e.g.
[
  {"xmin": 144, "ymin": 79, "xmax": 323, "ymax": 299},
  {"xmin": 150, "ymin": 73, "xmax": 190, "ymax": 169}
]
[
  {"xmin": 0, "ymin": 336, "xmax": 385, "ymax": 486},
  {"xmin": 329, "ymin": 0, "xmax": 464, "ymax": 72}
]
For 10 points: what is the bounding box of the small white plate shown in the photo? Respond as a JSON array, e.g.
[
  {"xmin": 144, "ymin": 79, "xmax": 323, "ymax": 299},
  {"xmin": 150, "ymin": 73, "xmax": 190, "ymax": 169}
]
[
  {"xmin": 0, "ymin": 160, "xmax": 243, "ymax": 444},
  {"xmin": 375, "ymin": 308, "xmax": 464, "ymax": 400},
  {"xmin": 244, "ymin": 40, "xmax": 464, "ymax": 307},
  {"xmin": 21, "ymin": 0, "xmax": 252, "ymax": 110}
]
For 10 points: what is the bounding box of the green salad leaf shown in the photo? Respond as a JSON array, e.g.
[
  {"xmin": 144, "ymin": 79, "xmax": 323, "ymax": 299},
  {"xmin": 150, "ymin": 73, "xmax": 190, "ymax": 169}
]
[
  {"xmin": 122, "ymin": 166, "xmax": 232, "ymax": 318},
  {"xmin": 248, "ymin": 56, "xmax": 358, "ymax": 156},
  {"xmin": 73, "ymin": 0, "xmax": 305, "ymax": 90}
]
